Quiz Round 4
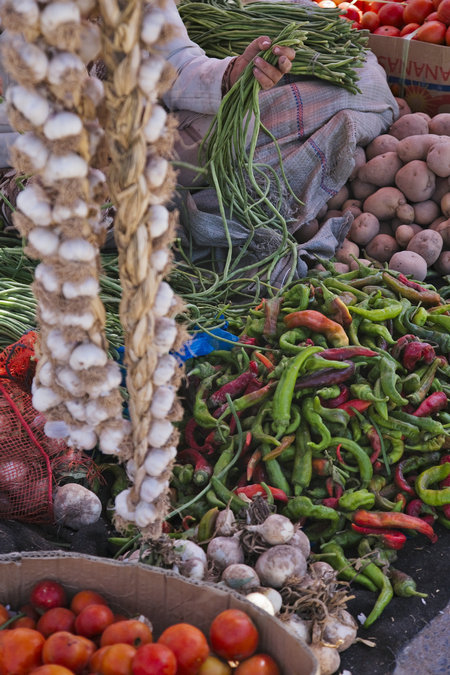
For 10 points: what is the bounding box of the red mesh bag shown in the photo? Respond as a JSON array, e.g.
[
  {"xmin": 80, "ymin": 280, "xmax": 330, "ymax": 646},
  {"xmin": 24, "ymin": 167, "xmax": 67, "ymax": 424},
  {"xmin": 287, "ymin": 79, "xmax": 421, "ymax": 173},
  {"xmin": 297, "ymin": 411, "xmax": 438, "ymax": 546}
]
[{"xmin": 0, "ymin": 332, "xmax": 66, "ymax": 523}]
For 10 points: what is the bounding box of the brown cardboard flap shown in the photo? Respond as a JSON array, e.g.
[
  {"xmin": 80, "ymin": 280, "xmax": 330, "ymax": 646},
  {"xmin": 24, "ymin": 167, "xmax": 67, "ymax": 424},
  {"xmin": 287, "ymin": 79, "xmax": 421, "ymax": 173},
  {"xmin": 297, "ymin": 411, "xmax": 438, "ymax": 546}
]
[{"xmin": 0, "ymin": 552, "xmax": 319, "ymax": 675}]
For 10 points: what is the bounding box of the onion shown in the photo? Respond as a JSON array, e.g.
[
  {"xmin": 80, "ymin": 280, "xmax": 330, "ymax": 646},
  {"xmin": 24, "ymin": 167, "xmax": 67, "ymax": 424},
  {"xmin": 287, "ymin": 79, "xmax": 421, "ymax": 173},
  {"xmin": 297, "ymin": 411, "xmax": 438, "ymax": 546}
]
[
  {"xmin": 255, "ymin": 545, "xmax": 307, "ymax": 588},
  {"xmin": 282, "ymin": 614, "xmax": 311, "ymax": 643},
  {"xmin": 258, "ymin": 587, "xmax": 283, "ymax": 614},
  {"xmin": 207, "ymin": 535, "xmax": 244, "ymax": 571},
  {"xmin": 289, "ymin": 529, "xmax": 311, "ymax": 559},
  {"xmin": 174, "ymin": 540, "xmax": 207, "ymax": 581},
  {"xmin": 309, "ymin": 561, "xmax": 337, "ymax": 586},
  {"xmin": 215, "ymin": 508, "xmax": 236, "ymax": 536},
  {"xmin": 221, "ymin": 564, "xmax": 260, "ymax": 591},
  {"xmin": 309, "ymin": 644, "xmax": 341, "ymax": 675},
  {"xmin": 246, "ymin": 514, "xmax": 294, "ymax": 545},
  {"xmin": 322, "ymin": 611, "xmax": 358, "ymax": 652},
  {"xmin": 245, "ymin": 592, "xmax": 275, "ymax": 615}
]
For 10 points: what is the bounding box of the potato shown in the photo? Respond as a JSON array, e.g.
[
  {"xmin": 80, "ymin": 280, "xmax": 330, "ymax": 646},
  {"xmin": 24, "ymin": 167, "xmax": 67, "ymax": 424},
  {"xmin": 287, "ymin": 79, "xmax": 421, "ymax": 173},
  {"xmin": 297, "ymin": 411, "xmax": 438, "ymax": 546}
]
[
  {"xmin": 333, "ymin": 262, "xmax": 350, "ymax": 274},
  {"xmin": 350, "ymin": 178, "xmax": 377, "ymax": 200},
  {"xmin": 427, "ymin": 140, "xmax": 450, "ymax": 178},
  {"xmin": 336, "ymin": 238, "xmax": 360, "ymax": 266},
  {"xmin": 358, "ymin": 152, "xmax": 403, "ymax": 187},
  {"xmin": 407, "ymin": 229, "xmax": 443, "ymax": 265},
  {"xmin": 348, "ymin": 212, "xmax": 380, "ymax": 245},
  {"xmin": 366, "ymin": 234, "xmax": 399, "ymax": 262},
  {"xmin": 363, "ymin": 186, "xmax": 406, "ymax": 220},
  {"xmin": 349, "ymin": 146, "xmax": 366, "ymax": 180},
  {"xmin": 395, "ymin": 160, "xmax": 436, "ymax": 202},
  {"xmin": 432, "ymin": 177, "xmax": 450, "ymax": 204},
  {"xmin": 434, "ymin": 251, "xmax": 450, "ymax": 276},
  {"xmin": 379, "ymin": 222, "xmax": 394, "ymax": 236},
  {"xmin": 435, "ymin": 219, "xmax": 450, "ymax": 247},
  {"xmin": 365, "ymin": 135, "xmax": 399, "ymax": 160},
  {"xmin": 415, "ymin": 112, "xmax": 431, "ymax": 123},
  {"xmin": 296, "ymin": 218, "xmax": 319, "ymax": 244},
  {"xmin": 317, "ymin": 203, "xmax": 328, "ymax": 220},
  {"xmin": 322, "ymin": 209, "xmax": 342, "ymax": 222},
  {"xmin": 389, "ymin": 113, "xmax": 429, "ymax": 140},
  {"xmin": 442, "ymin": 193, "xmax": 450, "ymax": 218},
  {"xmin": 389, "ymin": 250, "xmax": 427, "ymax": 281},
  {"xmin": 429, "ymin": 215, "xmax": 447, "ymax": 231},
  {"xmin": 342, "ymin": 199, "xmax": 362, "ymax": 219},
  {"xmin": 428, "ymin": 113, "xmax": 450, "ymax": 136},
  {"xmin": 395, "ymin": 97, "xmax": 411, "ymax": 117},
  {"xmin": 327, "ymin": 185, "xmax": 350, "ymax": 210},
  {"xmin": 413, "ymin": 200, "xmax": 440, "ymax": 226},
  {"xmin": 395, "ymin": 203, "xmax": 415, "ymax": 224},
  {"xmin": 395, "ymin": 224, "xmax": 419, "ymax": 248},
  {"xmin": 396, "ymin": 134, "xmax": 440, "ymax": 162}
]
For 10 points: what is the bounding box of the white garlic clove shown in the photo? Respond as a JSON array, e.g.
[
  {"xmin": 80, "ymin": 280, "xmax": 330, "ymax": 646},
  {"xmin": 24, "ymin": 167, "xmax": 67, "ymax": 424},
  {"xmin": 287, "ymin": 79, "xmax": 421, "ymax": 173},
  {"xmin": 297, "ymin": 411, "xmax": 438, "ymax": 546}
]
[
  {"xmin": 143, "ymin": 105, "xmax": 167, "ymax": 143},
  {"xmin": 8, "ymin": 85, "xmax": 51, "ymax": 127},
  {"xmin": 59, "ymin": 238, "xmax": 96, "ymax": 262},
  {"xmin": 17, "ymin": 184, "xmax": 52, "ymax": 226},
  {"xmin": 44, "ymin": 111, "xmax": 83, "ymax": 140}
]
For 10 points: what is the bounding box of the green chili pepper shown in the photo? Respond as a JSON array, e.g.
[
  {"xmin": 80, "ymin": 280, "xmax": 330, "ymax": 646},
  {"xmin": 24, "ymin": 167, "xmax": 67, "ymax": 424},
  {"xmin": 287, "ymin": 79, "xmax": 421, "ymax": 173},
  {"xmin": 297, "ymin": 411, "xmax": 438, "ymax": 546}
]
[
  {"xmin": 373, "ymin": 378, "xmax": 389, "ymax": 420},
  {"xmin": 210, "ymin": 476, "xmax": 247, "ymax": 513},
  {"xmin": 272, "ymin": 345, "xmax": 322, "ymax": 436},
  {"xmin": 407, "ymin": 358, "xmax": 444, "ymax": 406},
  {"xmin": 391, "ymin": 410, "xmax": 446, "ymax": 436},
  {"xmin": 387, "ymin": 435, "xmax": 405, "ymax": 464},
  {"xmin": 338, "ymin": 489, "xmax": 375, "ymax": 511},
  {"xmin": 362, "ymin": 285, "xmax": 397, "ymax": 299},
  {"xmin": 369, "ymin": 410, "xmax": 420, "ymax": 441},
  {"xmin": 359, "ymin": 557, "xmax": 394, "ymax": 628},
  {"xmin": 174, "ymin": 464, "xmax": 194, "ymax": 485},
  {"xmin": 379, "ymin": 359, "xmax": 408, "ymax": 407},
  {"xmin": 283, "ymin": 496, "xmax": 340, "ymax": 538},
  {"xmin": 350, "ymin": 382, "xmax": 388, "ymax": 404},
  {"xmin": 426, "ymin": 312, "xmax": 450, "ymax": 332},
  {"xmin": 404, "ymin": 308, "xmax": 450, "ymax": 354},
  {"xmin": 328, "ymin": 437, "xmax": 373, "ymax": 488},
  {"xmin": 194, "ymin": 376, "xmax": 230, "ymax": 435},
  {"xmin": 360, "ymin": 319, "xmax": 396, "ymax": 345},
  {"xmin": 282, "ymin": 282, "xmax": 310, "ymax": 311},
  {"xmin": 324, "ymin": 278, "xmax": 368, "ymax": 301},
  {"xmin": 348, "ymin": 299, "xmax": 403, "ymax": 322},
  {"xmin": 304, "ymin": 356, "xmax": 350, "ymax": 371},
  {"xmin": 206, "ymin": 490, "xmax": 227, "ymax": 509},
  {"xmin": 318, "ymin": 542, "xmax": 378, "ymax": 592},
  {"xmin": 279, "ymin": 328, "xmax": 309, "ymax": 354},
  {"xmin": 251, "ymin": 401, "xmax": 280, "ymax": 447},
  {"xmin": 317, "ymin": 385, "xmax": 341, "ymax": 399},
  {"xmin": 286, "ymin": 404, "xmax": 302, "ymax": 434},
  {"xmin": 389, "ymin": 568, "xmax": 427, "ymax": 598},
  {"xmin": 261, "ymin": 440, "xmax": 291, "ymax": 495},
  {"xmin": 415, "ymin": 463, "xmax": 450, "ymax": 507},
  {"xmin": 313, "ymin": 395, "xmax": 350, "ymax": 427},
  {"xmin": 292, "ymin": 426, "xmax": 312, "ymax": 496},
  {"xmin": 213, "ymin": 438, "xmax": 235, "ymax": 477},
  {"xmin": 302, "ymin": 396, "xmax": 332, "ymax": 451}
]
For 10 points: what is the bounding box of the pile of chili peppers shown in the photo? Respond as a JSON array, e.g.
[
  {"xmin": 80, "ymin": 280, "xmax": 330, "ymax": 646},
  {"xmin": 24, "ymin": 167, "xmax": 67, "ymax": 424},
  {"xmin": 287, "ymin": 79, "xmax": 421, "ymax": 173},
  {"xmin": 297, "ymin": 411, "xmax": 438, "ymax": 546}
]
[{"xmin": 169, "ymin": 263, "xmax": 450, "ymax": 627}]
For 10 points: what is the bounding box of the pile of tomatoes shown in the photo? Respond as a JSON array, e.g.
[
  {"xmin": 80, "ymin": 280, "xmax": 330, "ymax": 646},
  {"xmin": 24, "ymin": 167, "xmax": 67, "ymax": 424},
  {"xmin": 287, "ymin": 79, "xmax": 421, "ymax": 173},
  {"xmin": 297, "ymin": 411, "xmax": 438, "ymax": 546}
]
[
  {"xmin": 0, "ymin": 580, "xmax": 282, "ymax": 675},
  {"xmin": 315, "ymin": 0, "xmax": 450, "ymax": 44}
]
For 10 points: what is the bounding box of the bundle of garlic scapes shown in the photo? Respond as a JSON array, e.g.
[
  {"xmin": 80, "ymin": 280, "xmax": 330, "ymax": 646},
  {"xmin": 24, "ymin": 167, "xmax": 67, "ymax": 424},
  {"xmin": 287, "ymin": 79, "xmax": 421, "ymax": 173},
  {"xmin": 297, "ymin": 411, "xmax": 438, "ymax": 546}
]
[
  {"xmin": 0, "ymin": 0, "xmax": 127, "ymax": 453},
  {"xmin": 98, "ymin": 0, "xmax": 186, "ymax": 536}
]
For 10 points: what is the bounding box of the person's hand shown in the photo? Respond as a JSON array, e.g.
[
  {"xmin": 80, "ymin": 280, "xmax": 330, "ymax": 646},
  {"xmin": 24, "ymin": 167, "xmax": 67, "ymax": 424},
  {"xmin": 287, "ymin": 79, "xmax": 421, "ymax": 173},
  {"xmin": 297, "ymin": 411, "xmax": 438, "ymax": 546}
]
[{"xmin": 228, "ymin": 36, "xmax": 295, "ymax": 90}]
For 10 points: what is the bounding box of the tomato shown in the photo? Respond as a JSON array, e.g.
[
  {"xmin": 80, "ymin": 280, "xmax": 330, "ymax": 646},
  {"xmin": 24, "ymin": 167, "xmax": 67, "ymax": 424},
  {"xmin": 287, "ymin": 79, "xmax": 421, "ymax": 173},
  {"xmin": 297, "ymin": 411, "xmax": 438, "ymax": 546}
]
[
  {"xmin": 425, "ymin": 10, "xmax": 440, "ymax": 18},
  {"xmin": 0, "ymin": 628, "xmax": 45, "ymax": 675},
  {"xmin": 11, "ymin": 616, "xmax": 37, "ymax": 629},
  {"xmin": 446, "ymin": 22, "xmax": 450, "ymax": 40},
  {"xmin": 400, "ymin": 21, "xmax": 421, "ymax": 33},
  {"xmin": 234, "ymin": 654, "xmax": 281, "ymax": 675},
  {"xmin": 432, "ymin": 0, "xmax": 443, "ymax": 7},
  {"xmin": 70, "ymin": 591, "xmax": 108, "ymax": 616},
  {"xmin": 209, "ymin": 610, "xmax": 259, "ymax": 662},
  {"xmin": 361, "ymin": 10, "xmax": 381, "ymax": 29},
  {"xmin": 29, "ymin": 667, "xmax": 74, "ymax": 675},
  {"xmin": 0, "ymin": 606, "xmax": 9, "ymax": 628},
  {"xmin": 198, "ymin": 655, "xmax": 232, "ymax": 675},
  {"xmin": 74, "ymin": 604, "xmax": 114, "ymax": 639},
  {"xmin": 414, "ymin": 18, "xmax": 447, "ymax": 39},
  {"xmin": 378, "ymin": 2, "xmax": 405, "ymax": 26},
  {"xmin": 42, "ymin": 631, "xmax": 96, "ymax": 674},
  {"xmin": 437, "ymin": 0, "xmax": 450, "ymax": 23},
  {"xmin": 403, "ymin": 0, "xmax": 434, "ymax": 24},
  {"xmin": 369, "ymin": 1, "xmax": 384, "ymax": 10},
  {"xmin": 158, "ymin": 624, "xmax": 209, "ymax": 675},
  {"xmin": 338, "ymin": 2, "xmax": 363, "ymax": 21},
  {"xmin": 97, "ymin": 643, "xmax": 137, "ymax": 675},
  {"xmin": 100, "ymin": 620, "xmax": 153, "ymax": 649},
  {"xmin": 37, "ymin": 608, "xmax": 76, "ymax": 638},
  {"xmin": 30, "ymin": 581, "xmax": 68, "ymax": 614},
  {"xmin": 89, "ymin": 647, "xmax": 109, "ymax": 673},
  {"xmin": 373, "ymin": 24, "xmax": 402, "ymax": 34},
  {"xmin": 131, "ymin": 643, "xmax": 177, "ymax": 675}
]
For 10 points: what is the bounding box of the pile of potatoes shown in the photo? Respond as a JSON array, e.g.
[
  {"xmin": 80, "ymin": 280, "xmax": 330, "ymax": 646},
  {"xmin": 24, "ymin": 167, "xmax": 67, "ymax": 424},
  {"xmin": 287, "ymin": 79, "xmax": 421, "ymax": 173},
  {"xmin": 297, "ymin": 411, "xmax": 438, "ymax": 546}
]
[{"xmin": 319, "ymin": 105, "xmax": 450, "ymax": 281}]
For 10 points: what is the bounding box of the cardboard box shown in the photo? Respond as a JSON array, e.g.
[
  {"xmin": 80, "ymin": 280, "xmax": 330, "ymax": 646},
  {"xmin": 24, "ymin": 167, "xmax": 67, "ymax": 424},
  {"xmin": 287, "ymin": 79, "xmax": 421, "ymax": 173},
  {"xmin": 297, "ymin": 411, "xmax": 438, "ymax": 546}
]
[
  {"xmin": 0, "ymin": 552, "xmax": 318, "ymax": 675},
  {"xmin": 368, "ymin": 35, "xmax": 450, "ymax": 116}
]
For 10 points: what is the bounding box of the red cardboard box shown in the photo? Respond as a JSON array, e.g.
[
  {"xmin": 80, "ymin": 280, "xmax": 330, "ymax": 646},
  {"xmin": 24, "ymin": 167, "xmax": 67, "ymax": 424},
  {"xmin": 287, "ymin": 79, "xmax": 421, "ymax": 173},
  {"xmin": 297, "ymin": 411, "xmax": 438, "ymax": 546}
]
[{"xmin": 368, "ymin": 35, "xmax": 450, "ymax": 116}]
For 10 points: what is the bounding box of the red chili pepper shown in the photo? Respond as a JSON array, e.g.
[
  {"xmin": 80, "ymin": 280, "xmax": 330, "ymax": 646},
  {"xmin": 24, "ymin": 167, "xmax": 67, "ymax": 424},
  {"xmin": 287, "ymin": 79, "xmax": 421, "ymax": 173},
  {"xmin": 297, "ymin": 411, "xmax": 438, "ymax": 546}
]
[
  {"xmin": 395, "ymin": 461, "xmax": 416, "ymax": 496},
  {"xmin": 391, "ymin": 334, "xmax": 419, "ymax": 360},
  {"xmin": 312, "ymin": 458, "xmax": 332, "ymax": 476},
  {"xmin": 395, "ymin": 493, "xmax": 407, "ymax": 510},
  {"xmin": 235, "ymin": 483, "xmax": 289, "ymax": 503},
  {"xmin": 210, "ymin": 370, "xmax": 256, "ymax": 407},
  {"xmin": 184, "ymin": 418, "xmax": 213, "ymax": 453},
  {"xmin": 402, "ymin": 341, "xmax": 436, "ymax": 371},
  {"xmin": 177, "ymin": 449, "xmax": 213, "ymax": 480},
  {"xmin": 254, "ymin": 351, "xmax": 275, "ymax": 372},
  {"xmin": 413, "ymin": 391, "xmax": 448, "ymax": 417},
  {"xmin": 367, "ymin": 427, "xmax": 381, "ymax": 463},
  {"xmin": 406, "ymin": 499, "xmax": 424, "ymax": 518},
  {"xmin": 351, "ymin": 524, "xmax": 407, "ymax": 550},
  {"xmin": 442, "ymin": 504, "xmax": 450, "ymax": 519},
  {"xmin": 373, "ymin": 460, "xmax": 383, "ymax": 473},
  {"xmin": 323, "ymin": 385, "xmax": 350, "ymax": 408},
  {"xmin": 322, "ymin": 497, "xmax": 339, "ymax": 509},
  {"xmin": 161, "ymin": 521, "xmax": 173, "ymax": 534},
  {"xmin": 238, "ymin": 336, "xmax": 259, "ymax": 346},
  {"xmin": 353, "ymin": 509, "xmax": 438, "ymax": 543},
  {"xmin": 320, "ymin": 347, "xmax": 378, "ymax": 361},
  {"xmin": 284, "ymin": 310, "xmax": 349, "ymax": 347},
  {"xmin": 336, "ymin": 444, "xmax": 344, "ymax": 465},
  {"xmin": 336, "ymin": 399, "xmax": 372, "ymax": 416},
  {"xmin": 252, "ymin": 463, "xmax": 267, "ymax": 484},
  {"xmin": 249, "ymin": 360, "xmax": 259, "ymax": 375},
  {"xmin": 305, "ymin": 338, "xmax": 315, "ymax": 346},
  {"xmin": 397, "ymin": 274, "xmax": 427, "ymax": 292},
  {"xmin": 440, "ymin": 455, "xmax": 450, "ymax": 488},
  {"xmin": 264, "ymin": 297, "xmax": 282, "ymax": 338},
  {"xmin": 182, "ymin": 515, "xmax": 196, "ymax": 531},
  {"xmin": 326, "ymin": 477, "xmax": 335, "ymax": 498},
  {"xmin": 246, "ymin": 449, "xmax": 262, "ymax": 482}
]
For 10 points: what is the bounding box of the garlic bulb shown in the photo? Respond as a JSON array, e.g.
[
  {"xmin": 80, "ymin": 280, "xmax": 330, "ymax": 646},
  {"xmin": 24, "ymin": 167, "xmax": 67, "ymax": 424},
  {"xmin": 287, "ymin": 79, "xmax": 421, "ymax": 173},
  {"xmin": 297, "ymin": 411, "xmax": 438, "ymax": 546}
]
[
  {"xmin": 3, "ymin": 0, "xmax": 39, "ymax": 27},
  {"xmin": 144, "ymin": 446, "xmax": 177, "ymax": 477},
  {"xmin": 43, "ymin": 153, "xmax": 88, "ymax": 182},
  {"xmin": 8, "ymin": 85, "xmax": 51, "ymax": 126},
  {"xmin": 40, "ymin": 2, "xmax": 81, "ymax": 36},
  {"xmin": 35, "ymin": 263, "xmax": 60, "ymax": 292},
  {"xmin": 46, "ymin": 329, "xmax": 76, "ymax": 362},
  {"xmin": 143, "ymin": 105, "xmax": 167, "ymax": 143},
  {"xmin": 150, "ymin": 385, "xmax": 175, "ymax": 419},
  {"xmin": 16, "ymin": 185, "xmax": 52, "ymax": 226},
  {"xmin": 148, "ymin": 420, "xmax": 174, "ymax": 447},
  {"xmin": 6, "ymin": 35, "xmax": 48, "ymax": 82},
  {"xmin": 55, "ymin": 366, "xmax": 84, "ymax": 396},
  {"xmin": 44, "ymin": 419, "xmax": 69, "ymax": 439},
  {"xmin": 138, "ymin": 56, "xmax": 165, "ymax": 96},
  {"xmin": 145, "ymin": 156, "xmax": 168, "ymax": 189},
  {"xmin": 67, "ymin": 424, "xmax": 97, "ymax": 450},
  {"xmin": 85, "ymin": 400, "xmax": 110, "ymax": 425},
  {"xmin": 141, "ymin": 9, "xmax": 165, "ymax": 46},
  {"xmin": 99, "ymin": 422, "xmax": 127, "ymax": 454},
  {"xmin": 78, "ymin": 21, "xmax": 101, "ymax": 63},
  {"xmin": 47, "ymin": 52, "xmax": 85, "ymax": 86},
  {"xmin": 148, "ymin": 204, "xmax": 169, "ymax": 239},
  {"xmin": 114, "ymin": 489, "xmax": 136, "ymax": 522},
  {"xmin": 153, "ymin": 281, "xmax": 174, "ymax": 317},
  {"xmin": 53, "ymin": 199, "xmax": 88, "ymax": 221},
  {"xmin": 62, "ymin": 277, "xmax": 99, "ymax": 299},
  {"xmin": 140, "ymin": 476, "xmax": 169, "ymax": 502},
  {"xmin": 59, "ymin": 238, "xmax": 96, "ymax": 262},
  {"xmin": 65, "ymin": 399, "xmax": 87, "ymax": 421},
  {"xmin": 44, "ymin": 112, "xmax": 83, "ymax": 140},
  {"xmin": 32, "ymin": 386, "xmax": 62, "ymax": 412},
  {"xmin": 13, "ymin": 133, "xmax": 49, "ymax": 171},
  {"xmin": 69, "ymin": 343, "xmax": 108, "ymax": 370},
  {"xmin": 153, "ymin": 354, "xmax": 178, "ymax": 386},
  {"xmin": 37, "ymin": 360, "xmax": 53, "ymax": 387},
  {"xmin": 134, "ymin": 500, "xmax": 157, "ymax": 528},
  {"xmin": 28, "ymin": 228, "xmax": 59, "ymax": 256},
  {"xmin": 154, "ymin": 317, "xmax": 177, "ymax": 353}
]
